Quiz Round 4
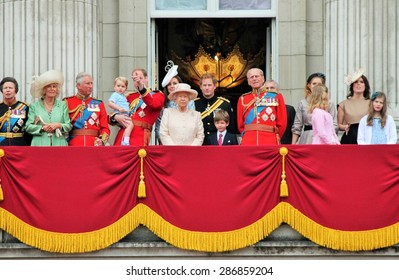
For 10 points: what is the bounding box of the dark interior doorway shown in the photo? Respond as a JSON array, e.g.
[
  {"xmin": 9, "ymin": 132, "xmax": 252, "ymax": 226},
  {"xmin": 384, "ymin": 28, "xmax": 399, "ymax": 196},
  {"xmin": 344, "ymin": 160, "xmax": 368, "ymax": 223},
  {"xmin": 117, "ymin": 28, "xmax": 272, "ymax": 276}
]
[{"xmin": 156, "ymin": 18, "xmax": 272, "ymax": 132}]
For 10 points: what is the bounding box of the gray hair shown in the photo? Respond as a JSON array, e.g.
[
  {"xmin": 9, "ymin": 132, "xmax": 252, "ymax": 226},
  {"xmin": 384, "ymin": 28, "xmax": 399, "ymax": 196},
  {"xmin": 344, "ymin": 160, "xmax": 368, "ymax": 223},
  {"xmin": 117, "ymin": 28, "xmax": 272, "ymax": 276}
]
[
  {"xmin": 265, "ymin": 79, "xmax": 280, "ymax": 89},
  {"xmin": 75, "ymin": 72, "xmax": 92, "ymax": 85},
  {"xmin": 247, "ymin": 68, "xmax": 264, "ymax": 78}
]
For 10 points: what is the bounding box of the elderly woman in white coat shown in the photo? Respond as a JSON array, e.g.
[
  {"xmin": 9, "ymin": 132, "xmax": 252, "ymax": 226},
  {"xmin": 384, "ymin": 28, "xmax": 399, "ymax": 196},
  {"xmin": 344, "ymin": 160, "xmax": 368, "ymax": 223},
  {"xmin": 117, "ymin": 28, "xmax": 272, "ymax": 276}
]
[{"xmin": 160, "ymin": 83, "xmax": 204, "ymax": 145}]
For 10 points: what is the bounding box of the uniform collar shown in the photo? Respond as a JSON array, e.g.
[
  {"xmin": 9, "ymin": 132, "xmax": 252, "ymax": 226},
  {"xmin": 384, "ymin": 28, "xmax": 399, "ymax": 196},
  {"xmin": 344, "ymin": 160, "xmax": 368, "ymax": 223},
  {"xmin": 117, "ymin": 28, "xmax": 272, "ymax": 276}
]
[
  {"xmin": 4, "ymin": 98, "xmax": 17, "ymax": 107},
  {"xmin": 76, "ymin": 92, "xmax": 91, "ymax": 101},
  {"xmin": 202, "ymin": 94, "xmax": 217, "ymax": 103}
]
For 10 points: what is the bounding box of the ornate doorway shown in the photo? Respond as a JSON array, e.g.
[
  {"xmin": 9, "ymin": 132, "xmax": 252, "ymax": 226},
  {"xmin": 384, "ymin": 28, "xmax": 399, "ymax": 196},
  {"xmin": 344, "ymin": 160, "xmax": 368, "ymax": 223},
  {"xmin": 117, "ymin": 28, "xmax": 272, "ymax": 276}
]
[{"xmin": 156, "ymin": 18, "xmax": 272, "ymax": 98}]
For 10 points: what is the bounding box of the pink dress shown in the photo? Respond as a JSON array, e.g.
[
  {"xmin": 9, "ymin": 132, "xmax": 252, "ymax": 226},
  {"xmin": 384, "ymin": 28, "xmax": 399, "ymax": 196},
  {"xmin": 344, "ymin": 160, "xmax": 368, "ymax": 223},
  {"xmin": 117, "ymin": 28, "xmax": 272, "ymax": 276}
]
[{"xmin": 312, "ymin": 108, "xmax": 340, "ymax": 145}]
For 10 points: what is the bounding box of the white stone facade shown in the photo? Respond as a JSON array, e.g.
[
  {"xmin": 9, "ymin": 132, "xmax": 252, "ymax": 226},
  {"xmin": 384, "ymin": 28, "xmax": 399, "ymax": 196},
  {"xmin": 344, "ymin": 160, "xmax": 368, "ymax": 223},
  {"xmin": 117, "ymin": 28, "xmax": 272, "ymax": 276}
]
[
  {"xmin": 1, "ymin": 0, "xmax": 399, "ymax": 258},
  {"xmin": 1, "ymin": 0, "xmax": 398, "ymax": 118}
]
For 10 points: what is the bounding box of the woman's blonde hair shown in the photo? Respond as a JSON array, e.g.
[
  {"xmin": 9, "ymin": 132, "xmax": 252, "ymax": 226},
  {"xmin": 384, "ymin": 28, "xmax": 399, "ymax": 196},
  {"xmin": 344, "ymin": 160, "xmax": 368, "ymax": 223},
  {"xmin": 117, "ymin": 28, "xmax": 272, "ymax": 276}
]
[{"xmin": 308, "ymin": 84, "xmax": 329, "ymax": 113}]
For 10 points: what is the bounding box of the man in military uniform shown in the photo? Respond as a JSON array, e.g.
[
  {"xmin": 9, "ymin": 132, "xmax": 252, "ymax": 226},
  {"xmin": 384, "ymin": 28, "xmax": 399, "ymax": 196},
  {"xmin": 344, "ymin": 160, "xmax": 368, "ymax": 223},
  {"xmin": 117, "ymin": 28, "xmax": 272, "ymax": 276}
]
[
  {"xmin": 109, "ymin": 68, "xmax": 165, "ymax": 146},
  {"xmin": 194, "ymin": 73, "xmax": 235, "ymax": 145},
  {"xmin": 64, "ymin": 72, "xmax": 110, "ymax": 146},
  {"xmin": 0, "ymin": 77, "xmax": 31, "ymax": 146},
  {"xmin": 237, "ymin": 68, "xmax": 287, "ymax": 145}
]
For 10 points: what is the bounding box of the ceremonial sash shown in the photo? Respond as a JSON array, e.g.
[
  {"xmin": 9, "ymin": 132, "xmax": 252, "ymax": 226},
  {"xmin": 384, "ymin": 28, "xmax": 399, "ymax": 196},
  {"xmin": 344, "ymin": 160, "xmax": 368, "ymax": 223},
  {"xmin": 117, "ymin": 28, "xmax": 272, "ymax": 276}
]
[
  {"xmin": 201, "ymin": 98, "xmax": 225, "ymax": 119},
  {"xmin": 244, "ymin": 92, "xmax": 277, "ymax": 125},
  {"xmin": 129, "ymin": 98, "xmax": 142, "ymax": 116},
  {"xmin": 73, "ymin": 99, "xmax": 101, "ymax": 129},
  {"xmin": 128, "ymin": 89, "xmax": 157, "ymax": 116},
  {"xmin": 0, "ymin": 103, "xmax": 27, "ymax": 142}
]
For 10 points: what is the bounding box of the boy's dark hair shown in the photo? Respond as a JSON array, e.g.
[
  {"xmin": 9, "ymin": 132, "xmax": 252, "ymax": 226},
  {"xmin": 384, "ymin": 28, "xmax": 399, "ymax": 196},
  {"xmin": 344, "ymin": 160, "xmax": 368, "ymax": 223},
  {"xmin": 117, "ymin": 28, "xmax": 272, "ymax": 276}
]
[{"xmin": 214, "ymin": 109, "xmax": 230, "ymax": 123}]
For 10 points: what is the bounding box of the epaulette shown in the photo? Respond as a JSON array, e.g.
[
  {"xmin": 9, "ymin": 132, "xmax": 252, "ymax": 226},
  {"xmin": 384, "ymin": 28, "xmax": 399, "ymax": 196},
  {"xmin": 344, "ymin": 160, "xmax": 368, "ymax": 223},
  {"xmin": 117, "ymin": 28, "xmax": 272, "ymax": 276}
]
[
  {"xmin": 92, "ymin": 98, "xmax": 103, "ymax": 103},
  {"xmin": 152, "ymin": 89, "xmax": 164, "ymax": 94},
  {"xmin": 63, "ymin": 96, "xmax": 74, "ymax": 101},
  {"xmin": 217, "ymin": 96, "xmax": 230, "ymax": 103},
  {"xmin": 0, "ymin": 101, "xmax": 29, "ymax": 106},
  {"xmin": 19, "ymin": 101, "xmax": 29, "ymax": 106},
  {"xmin": 194, "ymin": 97, "xmax": 200, "ymax": 101},
  {"xmin": 126, "ymin": 91, "xmax": 139, "ymax": 96},
  {"xmin": 240, "ymin": 92, "xmax": 253, "ymax": 98}
]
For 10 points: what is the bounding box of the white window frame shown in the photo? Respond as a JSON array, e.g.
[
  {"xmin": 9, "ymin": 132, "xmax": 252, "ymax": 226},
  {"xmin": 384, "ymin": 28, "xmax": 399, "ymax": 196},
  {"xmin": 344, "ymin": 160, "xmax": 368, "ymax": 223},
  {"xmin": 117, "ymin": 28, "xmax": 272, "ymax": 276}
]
[{"xmin": 149, "ymin": 0, "xmax": 277, "ymax": 18}]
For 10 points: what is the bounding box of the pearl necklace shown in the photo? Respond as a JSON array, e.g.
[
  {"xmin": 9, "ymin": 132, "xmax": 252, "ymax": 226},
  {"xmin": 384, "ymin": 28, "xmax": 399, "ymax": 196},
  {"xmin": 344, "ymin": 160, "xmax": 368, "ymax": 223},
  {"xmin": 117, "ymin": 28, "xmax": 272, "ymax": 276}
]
[{"xmin": 43, "ymin": 99, "xmax": 54, "ymax": 113}]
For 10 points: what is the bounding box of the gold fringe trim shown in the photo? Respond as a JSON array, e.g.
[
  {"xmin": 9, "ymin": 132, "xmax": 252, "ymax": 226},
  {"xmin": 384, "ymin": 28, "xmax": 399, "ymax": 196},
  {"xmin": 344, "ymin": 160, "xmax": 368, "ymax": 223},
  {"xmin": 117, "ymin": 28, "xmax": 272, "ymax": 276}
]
[
  {"xmin": 0, "ymin": 148, "xmax": 4, "ymax": 201},
  {"xmin": 2, "ymin": 203, "xmax": 399, "ymax": 253},
  {"xmin": 0, "ymin": 207, "xmax": 141, "ymax": 253},
  {"xmin": 138, "ymin": 204, "xmax": 282, "ymax": 252},
  {"xmin": 280, "ymin": 202, "xmax": 399, "ymax": 251}
]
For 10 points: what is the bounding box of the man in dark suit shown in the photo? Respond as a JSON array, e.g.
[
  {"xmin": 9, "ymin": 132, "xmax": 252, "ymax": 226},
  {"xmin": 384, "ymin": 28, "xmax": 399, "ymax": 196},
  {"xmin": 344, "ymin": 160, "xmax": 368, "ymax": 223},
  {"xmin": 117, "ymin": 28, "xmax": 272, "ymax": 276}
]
[
  {"xmin": 281, "ymin": 104, "xmax": 296, "ymax": 144},
  {"xmin": 206, "ymin": 109, "xmax": 238, "ymax": 145}
]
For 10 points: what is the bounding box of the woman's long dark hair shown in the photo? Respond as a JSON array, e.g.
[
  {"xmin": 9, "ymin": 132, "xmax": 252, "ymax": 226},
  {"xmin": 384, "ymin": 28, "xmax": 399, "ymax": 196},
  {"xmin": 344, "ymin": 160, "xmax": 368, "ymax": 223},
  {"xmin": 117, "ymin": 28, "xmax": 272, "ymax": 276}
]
[
  {"xmin": 163, "ymin": 75, "xmax": 183, "ymax": 107},
  {"xmin": 347, "ymin": 75, "xmax": 371, "ymax": 99}
]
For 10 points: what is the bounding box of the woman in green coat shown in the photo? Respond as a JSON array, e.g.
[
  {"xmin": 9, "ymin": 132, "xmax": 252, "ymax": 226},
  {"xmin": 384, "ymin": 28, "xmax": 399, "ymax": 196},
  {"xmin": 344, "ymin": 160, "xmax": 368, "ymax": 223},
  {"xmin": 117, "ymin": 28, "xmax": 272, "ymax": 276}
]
[{"xmin": 26, "ymin": 70, "xmax": 72, "ymax": 146}]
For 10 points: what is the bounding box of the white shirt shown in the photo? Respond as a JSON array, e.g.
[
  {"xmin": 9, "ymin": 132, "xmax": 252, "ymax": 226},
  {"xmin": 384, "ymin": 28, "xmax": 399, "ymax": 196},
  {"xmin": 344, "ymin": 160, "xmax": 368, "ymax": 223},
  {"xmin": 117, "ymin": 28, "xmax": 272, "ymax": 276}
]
[{"xmin": 218, "ymin": 131, "xmax": 226, "ymax": 144}]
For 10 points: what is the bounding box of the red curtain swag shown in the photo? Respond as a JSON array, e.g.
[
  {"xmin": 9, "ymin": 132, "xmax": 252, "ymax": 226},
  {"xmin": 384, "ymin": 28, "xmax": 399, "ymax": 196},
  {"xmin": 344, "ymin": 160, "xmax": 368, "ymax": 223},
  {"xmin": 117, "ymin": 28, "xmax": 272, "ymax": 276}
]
[{"xmin": 0, "ymin": 145, "xmax": 399, "ymax": 253}]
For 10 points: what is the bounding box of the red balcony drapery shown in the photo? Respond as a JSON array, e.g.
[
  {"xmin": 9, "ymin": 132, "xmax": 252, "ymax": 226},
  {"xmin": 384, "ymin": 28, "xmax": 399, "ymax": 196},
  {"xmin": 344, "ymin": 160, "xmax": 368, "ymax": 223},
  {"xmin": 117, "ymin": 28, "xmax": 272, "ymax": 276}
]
[{"xmin": 1, "ymin": 145, "xmax": 399, "ymax": 253}]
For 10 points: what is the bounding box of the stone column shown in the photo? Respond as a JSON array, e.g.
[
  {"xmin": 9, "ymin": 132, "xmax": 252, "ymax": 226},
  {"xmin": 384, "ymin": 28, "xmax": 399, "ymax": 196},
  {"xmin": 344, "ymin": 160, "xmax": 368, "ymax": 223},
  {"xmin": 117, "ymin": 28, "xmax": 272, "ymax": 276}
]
[
  {"xmin": 278, "ymin": 0, "xmax": 308, "ymax": 106},
  {"xmin": 325, "ymin": 0, "xmax": 399, "ymax": 118},
  {"xmin": 0, "ymin": 0, "xmax": 99, "ymax": 102}
]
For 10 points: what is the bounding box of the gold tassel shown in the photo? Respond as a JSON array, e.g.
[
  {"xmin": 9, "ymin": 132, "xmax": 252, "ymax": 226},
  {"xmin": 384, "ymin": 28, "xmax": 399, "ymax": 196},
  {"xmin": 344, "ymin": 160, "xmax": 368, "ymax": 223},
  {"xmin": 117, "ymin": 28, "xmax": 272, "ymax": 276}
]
[
  {"xmin": 0, "ymin": 181, "xmax": 3, "ymax": 201},
  {"xmin": 279, "ymin": 147, "xmax": 289, "ymax": 197},
  {"xmin": 0, "ymin": 149, "xmax": 4, "ymax": 201},
  {"xmin": 280, "ymin": 180, "xmax": 288, "ymax": 197},
  {"xmin": 138, "ymin": 148, "xmax": 147, "ymax": 198}
]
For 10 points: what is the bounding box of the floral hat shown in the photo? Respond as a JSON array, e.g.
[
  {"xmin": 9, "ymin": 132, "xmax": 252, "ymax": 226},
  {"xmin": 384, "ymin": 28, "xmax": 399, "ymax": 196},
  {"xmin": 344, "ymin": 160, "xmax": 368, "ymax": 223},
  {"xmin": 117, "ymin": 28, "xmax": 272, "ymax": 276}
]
[
  {"xmin": 168, "ymin": 83, "xmax": 198, "ymax": 101},
  {"xmin": 344, "ymin": 68, "xmax": 364, "ymax": 86}
]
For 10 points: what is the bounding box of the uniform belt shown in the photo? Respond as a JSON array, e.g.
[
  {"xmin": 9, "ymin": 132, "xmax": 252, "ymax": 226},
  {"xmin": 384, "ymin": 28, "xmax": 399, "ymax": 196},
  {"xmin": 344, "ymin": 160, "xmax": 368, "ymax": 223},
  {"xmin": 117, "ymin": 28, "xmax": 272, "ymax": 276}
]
[
  {"xmin": 71, "ymin": 129, "xmax": 99, "ymax": 137},
  {"xmin": 0, "ymin": 132, "xmax": 24, "ymax": 138},
  {"xmin": 132, "ymin": 120, "xmax": 152, "ymax": 130},
  {"xmin": 244, "ymin": 124, "xmax": 279, "ymax": 133},
  {"xmin": 304, "ymin": 125, "xmax": 313, "ymax": 131}
]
